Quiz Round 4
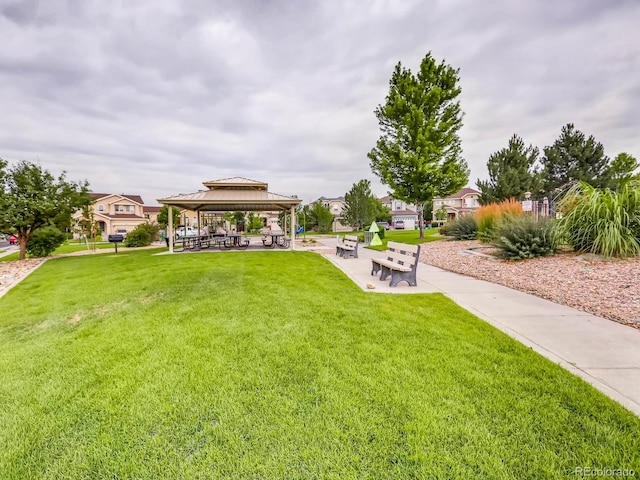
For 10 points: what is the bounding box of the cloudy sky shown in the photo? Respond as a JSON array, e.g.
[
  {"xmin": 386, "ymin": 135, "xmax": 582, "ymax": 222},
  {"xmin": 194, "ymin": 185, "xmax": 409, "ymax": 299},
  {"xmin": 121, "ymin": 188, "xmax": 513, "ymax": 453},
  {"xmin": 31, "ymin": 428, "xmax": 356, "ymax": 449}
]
[{"xmin": 1, "ymin": 0, "xmax": 638, "ymax": 205}]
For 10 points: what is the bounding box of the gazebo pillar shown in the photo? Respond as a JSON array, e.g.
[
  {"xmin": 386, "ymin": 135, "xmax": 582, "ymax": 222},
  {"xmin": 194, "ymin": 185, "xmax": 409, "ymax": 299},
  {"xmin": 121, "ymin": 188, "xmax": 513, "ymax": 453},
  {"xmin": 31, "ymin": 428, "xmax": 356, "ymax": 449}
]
[
  {"xmin": 168, "ymin": 206, "xmax": 174, "ymax": 253},
  {"xmin": 290, "ymin": 205, "xmax": 296, "ymax": 250}
]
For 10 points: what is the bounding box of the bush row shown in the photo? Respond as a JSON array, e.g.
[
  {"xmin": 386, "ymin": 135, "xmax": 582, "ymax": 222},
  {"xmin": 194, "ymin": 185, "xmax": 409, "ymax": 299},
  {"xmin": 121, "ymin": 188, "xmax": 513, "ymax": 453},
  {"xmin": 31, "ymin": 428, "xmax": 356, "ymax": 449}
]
[{"xmin": 440, "ymin": 182, "xmax": 640, "ymax": 260}]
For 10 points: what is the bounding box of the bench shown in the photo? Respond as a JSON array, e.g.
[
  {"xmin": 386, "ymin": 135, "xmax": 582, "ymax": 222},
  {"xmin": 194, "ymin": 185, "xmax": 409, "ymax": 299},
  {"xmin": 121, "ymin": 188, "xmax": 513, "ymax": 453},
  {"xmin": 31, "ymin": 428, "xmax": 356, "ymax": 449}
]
[
  {"xmin": 371, "ymin": 241, "xmax": 421, "ymax": 287},
  {"xmin": 336, "ymin": 235, "xmax": 359, "ymax": 259}
]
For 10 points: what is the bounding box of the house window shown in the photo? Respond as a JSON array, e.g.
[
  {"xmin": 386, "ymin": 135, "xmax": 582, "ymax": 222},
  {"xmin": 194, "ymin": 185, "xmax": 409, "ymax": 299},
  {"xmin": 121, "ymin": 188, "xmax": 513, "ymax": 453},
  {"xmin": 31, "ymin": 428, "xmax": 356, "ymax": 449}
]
[
  {"xmin": 98, "ymin": 205, "xmax": 104, "ymax": 212},
  {"xmin": 395, "ymin": 202, "xmax": 402, "ymax": 210},
  {"xmin": 115, "ymin": 205, "xmax": 134, "ymax": 213}
]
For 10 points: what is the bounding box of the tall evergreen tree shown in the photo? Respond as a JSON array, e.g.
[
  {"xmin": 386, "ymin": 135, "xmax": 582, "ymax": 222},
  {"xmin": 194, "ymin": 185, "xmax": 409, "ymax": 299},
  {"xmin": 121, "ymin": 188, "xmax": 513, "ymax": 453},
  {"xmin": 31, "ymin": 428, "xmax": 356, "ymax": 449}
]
[
  {"xmin": 540, "ymin": 123, "xmax": 610, "ymax": 194},
  {"xmin": 342, "ymin": 179, "xmax": 377, "ymax": 230},
  {"xmin": 476, "ymin": 134, "xmax": 541, "ymax": 205},
  {"xmin": 368, "ymin": 52, "xmax": 469, "ymax": 239},
  {"xmin": 607, "ymin": 152, "xmax": 639, "ymax": 187}
]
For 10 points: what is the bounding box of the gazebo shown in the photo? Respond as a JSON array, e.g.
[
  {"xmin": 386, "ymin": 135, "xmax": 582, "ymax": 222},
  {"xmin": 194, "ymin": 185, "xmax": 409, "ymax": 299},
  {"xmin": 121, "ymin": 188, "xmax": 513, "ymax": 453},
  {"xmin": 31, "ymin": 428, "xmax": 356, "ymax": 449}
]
[{"xmin": 157, "ymin": 177, "xmax": 302, "ymax": 253}]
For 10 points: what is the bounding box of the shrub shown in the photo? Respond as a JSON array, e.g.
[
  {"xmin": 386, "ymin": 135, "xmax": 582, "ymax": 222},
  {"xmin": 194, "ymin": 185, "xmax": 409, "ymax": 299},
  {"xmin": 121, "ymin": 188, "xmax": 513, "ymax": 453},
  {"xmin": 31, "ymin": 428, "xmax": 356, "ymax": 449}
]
[
  {"xmin": 475, "ymin": 199, "xmax": 523, "ymax": 242},
  {"xmin": 26, "ymin": 226, "xmax": 66, "ymax": 257},
  {"xmin": 125, "ymin": 223, "xmax": 160, "ymax": 248},
  {"xmin": 442, "ymin": 216, "xmax": 477, "ymax": 240},
  {"xmin": 556, "ymin": 182, "xmax": 640, "ymax": 258},
  {"xmin": 493, "ymin": 215, "xmax": 558, "ymax": 260}
]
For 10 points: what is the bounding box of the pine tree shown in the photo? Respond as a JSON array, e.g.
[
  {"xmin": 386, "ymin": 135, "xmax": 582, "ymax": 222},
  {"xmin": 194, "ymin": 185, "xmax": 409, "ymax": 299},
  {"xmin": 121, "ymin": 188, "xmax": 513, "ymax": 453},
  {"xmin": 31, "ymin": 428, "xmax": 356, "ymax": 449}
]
[
  {"xmin": 476, "ymin": 134, "xmax": 541, "ymax": 205},
  {"xmin": 608, "ymin": 152, "xmax": 639, "ymax": 187},
  {"xmin": 540, "ymin": 123, "xmax": 610, "ymax": 194}
]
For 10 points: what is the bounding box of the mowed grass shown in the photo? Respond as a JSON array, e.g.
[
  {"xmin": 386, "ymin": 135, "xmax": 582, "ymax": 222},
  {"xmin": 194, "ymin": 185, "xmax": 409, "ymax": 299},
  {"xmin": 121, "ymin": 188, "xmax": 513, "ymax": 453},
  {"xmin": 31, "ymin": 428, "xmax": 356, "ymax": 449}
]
[
  {"xmin": 0, "ymin": 240, "xmax": 117, "ymax": 262},
  {"xmin": 0, "ymin": 250, "xmax": 638, "ymax": 479},
  {"xmin": 367, "ymin": 228, "xmax": 442, "ymax": 251}
]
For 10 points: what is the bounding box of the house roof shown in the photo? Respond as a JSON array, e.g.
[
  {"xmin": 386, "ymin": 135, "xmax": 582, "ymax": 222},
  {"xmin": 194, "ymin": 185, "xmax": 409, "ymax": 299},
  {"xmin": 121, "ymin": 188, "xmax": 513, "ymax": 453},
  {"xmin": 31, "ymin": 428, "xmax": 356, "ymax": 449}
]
[
  {"xmin": 157, "ymin": 177, "xmax": 301, "ymax": 212},
  {"xmin": 435, "ymin": 187, "xmax": 480, "ymax": 201},
  {"xmin": 143, "ymin": 206, "xmax": 162, "ymax": 213},
  {"xmin": 89, "ymin": 193, "xmax": 145, "ymax": 204},
  {"xmin": 380, "ymin": 195, "xmax": 391, "ymax": 203}
]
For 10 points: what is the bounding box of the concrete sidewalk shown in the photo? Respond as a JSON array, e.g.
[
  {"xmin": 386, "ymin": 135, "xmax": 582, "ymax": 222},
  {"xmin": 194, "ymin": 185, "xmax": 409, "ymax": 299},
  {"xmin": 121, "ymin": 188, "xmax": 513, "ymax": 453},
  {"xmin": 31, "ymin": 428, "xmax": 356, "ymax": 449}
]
[{"xmin": 316, "ymin": 236, "xmax": 640, "ymax": 417}]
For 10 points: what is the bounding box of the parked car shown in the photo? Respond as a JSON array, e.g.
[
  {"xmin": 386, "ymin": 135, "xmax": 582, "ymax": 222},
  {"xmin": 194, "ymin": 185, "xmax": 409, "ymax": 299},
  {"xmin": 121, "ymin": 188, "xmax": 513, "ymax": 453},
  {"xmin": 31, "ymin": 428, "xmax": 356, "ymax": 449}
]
[
  {"xmin": 376, "ymin": 222, "xmax": 390, "ymax": 230},
  {"xmin": 175, "ymin": 226, "xmax": 199, "ymax": 237},
  {"xmin": 395, "ymin": 221, "xmax": 405, "ymax": 230},
  {"xmin": 9, "ymin": 235, "xmax": 18, "ymax": 245}
]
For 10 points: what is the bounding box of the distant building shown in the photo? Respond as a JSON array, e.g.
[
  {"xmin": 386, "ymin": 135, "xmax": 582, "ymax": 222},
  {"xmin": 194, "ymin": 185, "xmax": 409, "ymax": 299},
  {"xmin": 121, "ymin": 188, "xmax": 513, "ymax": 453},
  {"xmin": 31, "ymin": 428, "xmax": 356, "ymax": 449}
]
[
  {"xmin": 314, "ymin": 196, "xmax": 350, "ymax": 231},
  {"xmin": 143, "ymin": 205, "xmax": 162, "ymax": 224},
  {"xmin": 72, "ymin": 193, "xmax": 152, "ymax": 237},
  {"xmin": 379, "ymin": 196, "xmax": 419, "ymax": 229},
  {"xmin": 432, "ymin": 187, "xmax": 481, "ymax": 221}
]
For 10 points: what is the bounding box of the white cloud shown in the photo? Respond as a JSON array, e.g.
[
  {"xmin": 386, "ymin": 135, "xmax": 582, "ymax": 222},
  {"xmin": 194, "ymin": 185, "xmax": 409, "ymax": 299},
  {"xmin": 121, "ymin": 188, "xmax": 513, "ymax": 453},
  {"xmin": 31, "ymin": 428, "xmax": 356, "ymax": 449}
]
[{"xmin": 0, "ymin": 0, "xmax": 638, "ymax": 204}]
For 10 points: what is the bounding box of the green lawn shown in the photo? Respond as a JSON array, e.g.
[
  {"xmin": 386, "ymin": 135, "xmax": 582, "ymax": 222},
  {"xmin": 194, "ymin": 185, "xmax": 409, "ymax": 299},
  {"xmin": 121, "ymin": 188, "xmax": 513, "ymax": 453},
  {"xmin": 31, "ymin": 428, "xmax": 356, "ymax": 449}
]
[
  {"xmin": 366, "ymin": 228, "xmax": 442, "ymax": 251},
  {"xmin": 0, "ymin": 249, "xmax": 638, "ymax": 479},
  {"xmin": 0, "ymin": 240, "xmax": 127, "ymax": 262}
]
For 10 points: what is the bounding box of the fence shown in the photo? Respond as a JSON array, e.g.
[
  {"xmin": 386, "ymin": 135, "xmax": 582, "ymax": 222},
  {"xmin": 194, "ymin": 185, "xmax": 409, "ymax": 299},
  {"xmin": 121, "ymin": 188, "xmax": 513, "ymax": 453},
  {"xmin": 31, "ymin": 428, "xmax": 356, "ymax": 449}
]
[{"xmin": 523, "ymin": 195, "xmax": 555, "ymax": 218}]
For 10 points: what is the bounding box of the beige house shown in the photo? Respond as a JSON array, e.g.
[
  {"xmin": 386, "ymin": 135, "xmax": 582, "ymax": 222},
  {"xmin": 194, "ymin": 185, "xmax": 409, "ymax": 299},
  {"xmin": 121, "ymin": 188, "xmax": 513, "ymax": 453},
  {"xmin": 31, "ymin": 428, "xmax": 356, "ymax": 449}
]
[
  {"xmin": 432, "ymin": 187, "xmax": 481, "ymax": 221},
  {"xmin": 73, "ymin": 193, "xmax": 161, "ymax": 237},
  {"xmin": 315, "ymin": 196, "xmax": 350, "ymax": 232}
]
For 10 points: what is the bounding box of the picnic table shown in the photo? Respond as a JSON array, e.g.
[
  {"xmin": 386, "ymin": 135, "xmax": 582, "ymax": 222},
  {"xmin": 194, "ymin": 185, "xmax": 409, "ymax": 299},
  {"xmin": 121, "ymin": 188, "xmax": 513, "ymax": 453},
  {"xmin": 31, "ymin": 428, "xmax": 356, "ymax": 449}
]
[
  {"xmin": 262, "ymin": 233, "xmax": 289, "ymax": 249},
  {"xmin": 221, "ymin": 234, "xmax": 250, "ymax": 249}
]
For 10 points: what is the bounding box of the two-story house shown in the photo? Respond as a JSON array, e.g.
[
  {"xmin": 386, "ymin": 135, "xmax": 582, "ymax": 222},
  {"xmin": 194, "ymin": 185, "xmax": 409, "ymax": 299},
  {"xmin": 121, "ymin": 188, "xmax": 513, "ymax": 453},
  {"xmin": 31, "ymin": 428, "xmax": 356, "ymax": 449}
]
[
  {"xmin": 432, "ymin": 187, "xmax": 481, "ymax": 222},
  {"xmin": 314, "ymin": 196, "xmax": 350, "ymax": 231},
  {"xmin": 73, "ymin": 193, "xmax": 150, "ymax": 237},
  {"xmin": 379, "ymin": 196, "xmax": 419, "ymax": 229}
]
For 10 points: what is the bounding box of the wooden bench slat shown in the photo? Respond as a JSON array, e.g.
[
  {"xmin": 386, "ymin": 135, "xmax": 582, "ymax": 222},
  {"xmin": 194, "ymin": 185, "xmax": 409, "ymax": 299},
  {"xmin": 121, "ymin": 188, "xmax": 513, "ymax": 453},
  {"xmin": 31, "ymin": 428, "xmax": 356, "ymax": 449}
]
[{"xmin": 373, "ymin": 258, "xmax": 411, "ymax": 272}]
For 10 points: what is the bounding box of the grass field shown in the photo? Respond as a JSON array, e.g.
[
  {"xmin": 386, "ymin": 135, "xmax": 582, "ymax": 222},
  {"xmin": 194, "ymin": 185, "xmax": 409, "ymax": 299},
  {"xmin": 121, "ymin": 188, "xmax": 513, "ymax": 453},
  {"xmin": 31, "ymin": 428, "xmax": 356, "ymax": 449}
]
[
  {"xmin": 0, "ymin": 249, "xmax": 638, "ymax": 478},
  {"xmin": 0, "ymin": 240, "xmax": 130, "ymax": 262},
  {"xmin": 366, "ymin": 228, "xmax": 442, "ymax": 251}
]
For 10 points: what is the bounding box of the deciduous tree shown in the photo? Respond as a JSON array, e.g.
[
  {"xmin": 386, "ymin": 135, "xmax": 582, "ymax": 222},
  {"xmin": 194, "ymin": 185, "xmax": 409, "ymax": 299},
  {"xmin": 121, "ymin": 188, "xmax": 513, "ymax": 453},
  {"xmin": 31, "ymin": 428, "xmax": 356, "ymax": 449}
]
[
  {"xmin": 0, "ymin": 159, "xmax": 90, "ymax": 260},
  {"xmin": 308, "ymin": 202, "xmax": 334, "ymax": 233},
  {"xmin": 368, "ymin": 52, "xmax": 469, "ymax": 238},
  {"xmin": 342, "ymin": 180, "xmax": 377, "ymax": 230},
  {"xmin": 157, "ymin": 205, "xmax": 181, "ymax": 228}
]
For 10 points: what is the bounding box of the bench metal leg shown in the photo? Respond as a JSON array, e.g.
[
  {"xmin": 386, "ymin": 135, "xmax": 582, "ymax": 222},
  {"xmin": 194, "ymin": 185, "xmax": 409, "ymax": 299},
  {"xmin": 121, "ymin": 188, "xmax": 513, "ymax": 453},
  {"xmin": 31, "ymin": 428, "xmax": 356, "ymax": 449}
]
[
  {"xmin": 389, "ymin": 271, "xmax": 417, "ymax": 287},
  {"xmin": 380, "ymin": 265, "xmax": 391, "ymax": 281},
  {"xmin": 371, "ymin": 260, "xmax": 381, "ymax": 276}
]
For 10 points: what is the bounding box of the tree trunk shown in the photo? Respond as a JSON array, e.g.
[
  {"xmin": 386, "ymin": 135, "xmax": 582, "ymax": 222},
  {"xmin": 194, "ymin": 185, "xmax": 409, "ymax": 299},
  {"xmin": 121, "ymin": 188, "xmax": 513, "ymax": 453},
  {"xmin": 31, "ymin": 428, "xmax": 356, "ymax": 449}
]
[
  {"xmin": 19, "ymin": 236, "xmax": 27, "ymax": 260},
  {"xmin": 417, "ymin": 204, "xmax": 424, "ymax": 239}
]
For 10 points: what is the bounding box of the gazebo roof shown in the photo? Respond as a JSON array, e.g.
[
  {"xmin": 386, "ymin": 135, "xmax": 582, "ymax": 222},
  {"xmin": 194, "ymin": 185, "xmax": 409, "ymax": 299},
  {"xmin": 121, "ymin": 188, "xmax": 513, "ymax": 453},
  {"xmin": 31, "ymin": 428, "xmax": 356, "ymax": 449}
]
[{"xmin": 157, "ymin": 177, "xmax": 301, "ymax": 212}]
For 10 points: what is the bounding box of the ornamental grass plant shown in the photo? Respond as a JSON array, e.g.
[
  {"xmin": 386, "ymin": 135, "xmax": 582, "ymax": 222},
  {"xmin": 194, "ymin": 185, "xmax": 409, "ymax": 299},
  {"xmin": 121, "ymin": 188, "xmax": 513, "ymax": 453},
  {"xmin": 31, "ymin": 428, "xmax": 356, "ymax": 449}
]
[
  {"xmin": 475, "ymin": 199, "xmax": 523, "ymax": 242},
  {"xmin": 441, "ymin": 215, "xmax": 477, "ymax": 240},
  {"xmin": 556, "ymin": 182, "xmax": 640, "ymax": 258},
  {"xmin": 492, "ymin": 215, "xmax": 558, "ymax": 260}
]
